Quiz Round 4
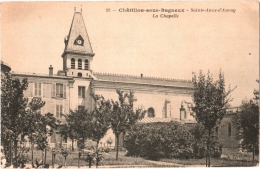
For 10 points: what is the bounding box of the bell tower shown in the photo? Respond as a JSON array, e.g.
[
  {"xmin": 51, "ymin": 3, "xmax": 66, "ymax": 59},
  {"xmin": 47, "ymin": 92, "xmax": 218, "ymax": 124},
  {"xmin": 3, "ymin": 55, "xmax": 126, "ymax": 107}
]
[{"xmin": 62, "ymin": 9, "xmax": 95, "ymax": 78}]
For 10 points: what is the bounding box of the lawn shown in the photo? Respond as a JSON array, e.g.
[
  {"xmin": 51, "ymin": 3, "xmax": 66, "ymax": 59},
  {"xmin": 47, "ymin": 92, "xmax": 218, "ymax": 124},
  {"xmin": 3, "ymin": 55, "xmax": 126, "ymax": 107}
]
[
  {"xmin": 28, "ymin": 149, "xmax": 171, "ymax": 167},
  {"xmin": 160, "ymin": 157, "xmax": 259, "ymax": 167},
  {"xmin": 27, "ymin": 149, "xmax": 259, "ymax": 168}
]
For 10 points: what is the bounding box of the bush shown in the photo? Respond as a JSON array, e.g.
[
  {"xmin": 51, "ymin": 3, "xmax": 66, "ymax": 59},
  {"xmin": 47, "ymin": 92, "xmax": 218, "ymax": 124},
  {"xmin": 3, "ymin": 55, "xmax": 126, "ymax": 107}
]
[
  {"xmin": 104, "ymin": 148, "xmax": 110, "ymax": 153},
  {"xmin": 189, "ymin": 124, "xmax": 222, "ymax": 159},
  {"xmin": 124, "ymin": 121, "xmax": 194, "ymax": 160}
]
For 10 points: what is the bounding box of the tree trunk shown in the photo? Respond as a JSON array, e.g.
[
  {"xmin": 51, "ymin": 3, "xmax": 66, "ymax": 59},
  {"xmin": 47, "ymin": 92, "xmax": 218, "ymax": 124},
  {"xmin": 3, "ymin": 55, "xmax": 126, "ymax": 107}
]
[
  {"xmin": 253, "ymin": 145, "xmax": 255, "ymax": 161},
  {"xmin": 206, "ymin": 155, "xmax": 207, "ymax": 167},
  {"xmin": 44, "ymin": 148, "xmax": 47, "ymax": 166},
  {"xmin": 72, "ymin": 139, "xmax": 74, "ymax": 151},
  {"xmin": 13, "ymin": 138, "xmax": 18, "ymax": 167},
  {"xmin": 96, "ymin": 140, "xmax": 99, "ymax": 168},
  {"xmin": 64, "ymin": 156, "xmax": 67, "ymax": 167},
  {"xmin": 207, "ymin": 129, "xmax": 211, "ymax": 167},
  {"xmin": 116, "ymin": 134, "xmax": 119, "ymax": 160},
  {"xmin": 10, "ymin": 139, "xmax": 12, "ymax": 166},
  {"xmin": 42, "ymin": 151, "xmax": 44, "ymax": 166},
  {"xmin": 31, "ymin": 142, "xmax": 34, "ymax": 168},
  {"xmin": 89, "ymin": 160, "xmax": 91, "ymax": 168},
  {"xmin": 78, "ymin": 151, "xmax": 80, "ymax": 168}
]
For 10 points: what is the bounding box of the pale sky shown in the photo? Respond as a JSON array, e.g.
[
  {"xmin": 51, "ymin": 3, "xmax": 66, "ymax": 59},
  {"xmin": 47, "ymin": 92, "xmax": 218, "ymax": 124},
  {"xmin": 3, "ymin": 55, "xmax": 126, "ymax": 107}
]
[{"xmin": 1, "ymin": 1, "xmax": 259, "ymax": 107}]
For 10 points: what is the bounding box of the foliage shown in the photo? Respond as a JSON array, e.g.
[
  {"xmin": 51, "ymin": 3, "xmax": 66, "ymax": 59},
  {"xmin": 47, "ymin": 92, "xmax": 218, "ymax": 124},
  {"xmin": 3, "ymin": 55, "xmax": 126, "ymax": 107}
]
[
  {"xmin": 191, "ymin": 70, "xmax": 234, "ymax": 167},
  {"xmin": 13, "ymin": 146, "xmax": 30, "ymax": 168},
  {"xmin": 59, "ymin": 148, "xmax": 71, "ymax": 157},
  {"xmin": 1, "ymin": 72, "xmax": 29, "ymax": 166},
  {"xmin": 90, "ymin": 94, "xmax": 112, "ymax": 147},
  {"xmin": 85, "ymin": 148, "xmax": 104, "ymax": 168},
  {"xmin": 63, "ymin": 109, "xmax": 92, "ymax": 150},
  {"xmin": 189, "ymin": 124, "xmax": 222, "ymax": 159},
  {"xmin": 233, "ymin": 98, "xmax": 259, "ymax": 160},
  {"xmin": 110, "ymin": 89, "xmax": 146, "ymax": 160},
  {"xmin": 124, "ymin": 122, "xmax": 194, "ymax": 160}
]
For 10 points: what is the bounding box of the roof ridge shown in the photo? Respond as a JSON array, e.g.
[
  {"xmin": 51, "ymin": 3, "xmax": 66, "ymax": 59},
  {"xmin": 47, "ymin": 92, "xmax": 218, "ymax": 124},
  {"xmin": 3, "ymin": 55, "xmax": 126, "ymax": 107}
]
[{"xmin": 94, "ymin": 72, "xmax": 191, "ymax": 82}]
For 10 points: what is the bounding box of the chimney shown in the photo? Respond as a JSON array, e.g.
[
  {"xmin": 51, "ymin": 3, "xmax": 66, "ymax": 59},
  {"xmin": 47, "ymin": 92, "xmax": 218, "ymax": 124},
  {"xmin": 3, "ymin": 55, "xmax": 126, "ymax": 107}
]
[
  {"xmin": 49, "ymin": 65, "xmax": 53, "ymax": 76},
  {"xmin": 141, "ymin": 73, "xmax": 143, "ymax": 79}
]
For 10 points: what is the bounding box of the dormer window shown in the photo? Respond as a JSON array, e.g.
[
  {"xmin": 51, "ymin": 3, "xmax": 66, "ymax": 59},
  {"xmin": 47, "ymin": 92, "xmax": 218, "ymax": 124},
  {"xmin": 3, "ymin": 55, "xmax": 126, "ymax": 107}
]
[{"xmin": 74, "ymin": 35, "xmax": 84, "ymax": 46}]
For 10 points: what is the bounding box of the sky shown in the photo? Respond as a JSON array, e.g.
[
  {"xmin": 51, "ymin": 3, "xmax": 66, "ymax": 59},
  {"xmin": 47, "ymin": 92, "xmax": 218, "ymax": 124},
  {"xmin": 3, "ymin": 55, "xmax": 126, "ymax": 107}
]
[{"xmin": 1, "ymin": 1, "xmax": 259, "ymax": 107}]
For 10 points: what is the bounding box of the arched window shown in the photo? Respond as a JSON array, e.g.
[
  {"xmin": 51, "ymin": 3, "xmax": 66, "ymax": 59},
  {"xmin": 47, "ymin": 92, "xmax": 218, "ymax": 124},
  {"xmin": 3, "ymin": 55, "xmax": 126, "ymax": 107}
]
[
  {"xmin": 71, "ymin": 58, "xmax": 75, "ymax": 69},
  {"xmin": 78, "ymin": 59, "xmax": 82, "ymax": 69},
  {"xmin": 228, "ymin": 123, "xmax": 231, "ymax": 137},
  {"xmin": 148, "ymin": 107, "xmax": 155, "ymax": 117},
  {"xmin": 77, "ymin": 73, "xmax": 82, "ymax": 77},
  {"xmin": 85, "ymin": 59, "xmax": 89, "ymax": 70}
]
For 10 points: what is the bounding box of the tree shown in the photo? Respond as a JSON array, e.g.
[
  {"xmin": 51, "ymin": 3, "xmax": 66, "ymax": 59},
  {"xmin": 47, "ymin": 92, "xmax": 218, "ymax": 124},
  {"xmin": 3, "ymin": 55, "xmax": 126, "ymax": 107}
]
[
  {"xmin": 110, "ymin": 89, "xmax": 146, "ymax": 160},
  {"xmin": 233, "ymin": 96, "xmax": 259, "ymax": 161},
  {"xmin": 191, "ymin": 70, "xmax": 234, "ymax": 167},
  {"xmin": 89, "ymin": 94, "xmax": 112, "ymax": 167},
  {"xmin": 60, "ymin": 124, "xmax": 77, "ymax": 151},
  {"xmin": 63, "ymin": 109, "xmax": 92, "ymax": 150},
  {"xmin": 22, "ymin": 98, "xmax": 58, "ymax": 167},
  {"xmin": 1, "ymin": 72, "xmax": 28, "ymax": 166}
]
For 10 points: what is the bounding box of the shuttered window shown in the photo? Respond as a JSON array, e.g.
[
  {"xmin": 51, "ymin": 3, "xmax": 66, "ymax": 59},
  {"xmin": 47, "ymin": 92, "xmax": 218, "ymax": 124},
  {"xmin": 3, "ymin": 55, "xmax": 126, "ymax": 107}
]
[
  {"xmin": 34, "ymin": 82, "xmax": 42, "ymax": 97},
  {"xmin": 56, "ymin": 105, "xmax": 63, "ymax": 118},
  {"xmin": 52, "ymin": 83, "xmax": 67, "ymax": 99}
]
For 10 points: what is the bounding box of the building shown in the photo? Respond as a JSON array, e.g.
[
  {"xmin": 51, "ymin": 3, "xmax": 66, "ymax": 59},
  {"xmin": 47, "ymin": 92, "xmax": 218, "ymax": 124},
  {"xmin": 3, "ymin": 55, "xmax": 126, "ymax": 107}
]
[{"xmin": 8, "ymin": 10, "xmax": 237, "ymax": 150}]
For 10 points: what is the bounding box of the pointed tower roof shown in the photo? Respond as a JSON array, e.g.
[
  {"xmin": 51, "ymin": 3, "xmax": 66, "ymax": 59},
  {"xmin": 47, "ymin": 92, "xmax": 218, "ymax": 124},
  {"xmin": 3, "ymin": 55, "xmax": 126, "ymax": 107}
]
[{"xmin": 63, "ymin": 11, "xmax": 94, "ymax": 57}]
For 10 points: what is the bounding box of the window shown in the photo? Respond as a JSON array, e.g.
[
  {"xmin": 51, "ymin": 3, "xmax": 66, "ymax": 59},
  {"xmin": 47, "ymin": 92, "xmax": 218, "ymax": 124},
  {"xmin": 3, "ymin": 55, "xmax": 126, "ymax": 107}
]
[
  {"xmin": 228, "ymin": 123, "xmax": 231, "ymax": 137},
  {"xmin": 78, "ymin": 106, "xmax": 85, "ymax": 111},
  {"xmin": 71, "ymin": 58, "xmax": 75, "ymax": 69},
  {"xmin": 85, "ymin": 59, "xmax": 89, "ymax": 70},
  {"xmin": 148, "ymin": 107, "xmax": 155, "ymax": 117},
  {"xmin": 56, "ymin": 105, "xmax": 63, "ymax": 118},
  {"xmin": 52, "ymin": 83, "xmax": 66, "ymax": 98},
  {"xmin": 78, "ymin": 73, "xmax": 82, "ymax": 77},
  {"xmin": 56, "ymin": 84, "xmax": 63, "ymax": 98},
  {"xmin": 78, "ymin": 59, "xmax": 82, "ymax": 69},
  {"xmin": 34, "ymin": 82, "xmax": 42, "ymax": 97},
  {"xmin": 78, "ymin": 86, "xmax": 85, "ymax": 98}
]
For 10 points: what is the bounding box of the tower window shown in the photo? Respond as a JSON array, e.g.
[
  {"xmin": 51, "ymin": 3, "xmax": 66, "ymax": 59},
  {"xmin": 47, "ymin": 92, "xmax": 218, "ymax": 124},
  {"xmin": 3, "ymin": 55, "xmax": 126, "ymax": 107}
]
[
  {"xmin": 78, "ymin": 59, "xmax": 82, "ymax": 69},
  {"xmin": 148, "ymin": 107, "xmax": 155, "ymax": 117},
  {"xmin": 85, "ymin": 59, "xmax": 89, "ymax": 70},
  {"xmin": 228, "ymin": 123, "xmax": 231, "ymax": 137},
  {"xmin": 77, "ymin": 73, "xmax": 82, "ymax": 77},
  {"xmin": 71, "ymin": 58, "xmax": 75, "ymax": 69}
]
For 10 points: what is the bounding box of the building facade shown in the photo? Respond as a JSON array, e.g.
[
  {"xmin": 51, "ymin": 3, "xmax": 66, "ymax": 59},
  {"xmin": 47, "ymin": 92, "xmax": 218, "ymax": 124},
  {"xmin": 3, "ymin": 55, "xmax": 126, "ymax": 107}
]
[{"xmin": 7, "ymin": 10, "xmax": 238, "ymax": 150}]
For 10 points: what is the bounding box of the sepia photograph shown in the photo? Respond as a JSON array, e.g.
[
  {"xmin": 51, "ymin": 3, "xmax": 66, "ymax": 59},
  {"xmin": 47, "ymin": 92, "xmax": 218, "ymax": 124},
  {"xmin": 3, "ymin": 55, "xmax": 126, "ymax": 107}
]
[{"xmin": 1, "ymin": 1, "xmax": 259, "ymax": 168}]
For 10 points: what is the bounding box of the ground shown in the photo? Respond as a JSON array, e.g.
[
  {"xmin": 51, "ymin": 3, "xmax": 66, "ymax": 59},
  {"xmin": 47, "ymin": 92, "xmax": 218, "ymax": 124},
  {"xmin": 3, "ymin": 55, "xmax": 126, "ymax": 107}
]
[{"xmin": 26, "ymin": 149, "xmax": 258, "ymax": 168}]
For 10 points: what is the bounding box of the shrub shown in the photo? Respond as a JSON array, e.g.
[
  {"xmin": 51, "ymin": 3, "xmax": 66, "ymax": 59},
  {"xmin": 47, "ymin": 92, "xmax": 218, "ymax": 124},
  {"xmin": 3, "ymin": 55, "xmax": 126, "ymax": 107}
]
[
  {"xmin": 124, "ymin": 121, "xmax": 194, "ymax": 160},
  {"xmin": 104, "ymin": 148, "xmax": 110, "ymax": 153},
  {"xmin": 189, "ymin": 124, "xmax": 222, "ymax": 159}
]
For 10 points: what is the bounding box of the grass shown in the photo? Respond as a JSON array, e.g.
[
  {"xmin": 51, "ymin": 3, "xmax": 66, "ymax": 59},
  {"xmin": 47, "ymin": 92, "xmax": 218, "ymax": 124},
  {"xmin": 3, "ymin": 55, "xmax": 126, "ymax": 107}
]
[
  {"xmin": 160, "ymin": 157, "xmax": 259, "ymax": 167},
  {"xmin": 28, "ymin": 149, "xmax": 162, "ymax": 167},
  {"xmin": 27, "ymin": 149, "xmax": 259, "ymax": 167}
]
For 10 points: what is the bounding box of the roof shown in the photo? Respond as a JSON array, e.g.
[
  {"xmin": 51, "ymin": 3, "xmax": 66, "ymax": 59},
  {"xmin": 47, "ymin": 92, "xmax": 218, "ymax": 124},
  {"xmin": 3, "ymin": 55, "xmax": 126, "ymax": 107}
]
[
  {"xmin": 138, "ymin": 117, "xmax": 196, "ymax": 124},
  {"xmin": 64, "ymin": 12, "xmax": 94, "ymax": 56},
  {"xmin": 93, "ymin": 72, "xmax": 193, "ymax": 88},
  {"xmin": 11, "ymin": 71, "xmax": 73, "ymax": 80}
]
